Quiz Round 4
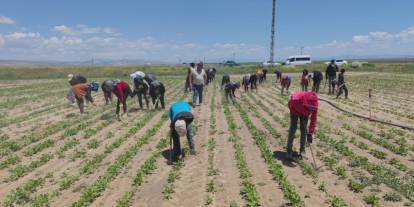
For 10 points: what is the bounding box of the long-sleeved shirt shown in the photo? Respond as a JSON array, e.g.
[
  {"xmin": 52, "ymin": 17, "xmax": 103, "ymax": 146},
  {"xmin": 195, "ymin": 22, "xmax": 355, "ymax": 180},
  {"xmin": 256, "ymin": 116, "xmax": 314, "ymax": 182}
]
[
  {"xmin": 325, "ymin": 63, "xmax": 338, "ymax": 78},
  {"xmin": 101, "ymin": 80, "xmax": 114, "ymax": 93},
  {"xmin": 338, "ymin": 73, "xmax": 345, "ymax": 85},
  {"xmin": 112, "ymin": 81, "xmax": 130, "ymax": 102},
  {"xmin": 301, "ymin": 74, "xmax": 309, "ymax": 85},
  {"xmin": 72, "ymin": 83, "xmax": 89, "ymax": 97},
  {"xmin": 288, "ymin": 91, "xmax": 319, "ymax": 134},
  {"xmin": 169, "ymin": 101, "xmax": 194, "ymax": 127}
]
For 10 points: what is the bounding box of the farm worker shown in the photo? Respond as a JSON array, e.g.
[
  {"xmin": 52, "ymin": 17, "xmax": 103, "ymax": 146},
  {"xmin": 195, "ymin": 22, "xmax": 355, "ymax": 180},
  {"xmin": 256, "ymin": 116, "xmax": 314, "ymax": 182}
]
[
  {"xmin": 257, "ymin": 69, "xmax": 264, "ymax": 84},
  {"xmin": 101, "ymin": 80, "xmax": 115, "ymax": 105},
  {"xmin": 221, "ymin": 74, "xmax": 231, "ymax": 90},
  {"xmin": 72, "ymin": 83, "xmax": 97, "ymax": 113},
  {"xmin": 301, "ymin": 69, "xmax": 309, "ymax": 91},
  {"xmin": 326, "ymin": 59, "xmax": 339, "ymax": 95},
  {"xmin": 281, "ymin": 75, "xmax": 291, "ymax": 95},
  {"xmin": 67, "ymin": 74, "xmax": 88, "ymax": 105},
  {"xmin": 66, "ymin": 74, "xmax": 76, "ymax": 105},
  {"xmin": 312, "ymin": 71, "xmax": 323, "ymax": 93},
  {"xmin": 112, "ymin": 80, "xmax": 134, "ymax": 120},
  {"xmin": 144, "ymin": 73, "xmax": 157, "ymax": 84},
  {"xmin": 69, "ymin": 74, "xmax": 87, "ymax": 86},
  {"xmin": 189, "ymin": 62, "xmax": 207, "ymax": 106},
  {"xmin": 206, "ymin": 68, "xmax": 216, "ymax": 85},
  {"xmin": 263, "ymin": 69, "xmax": 268, "ymax": 81},
  {"xmin": 185, "ymin": 63, "xmax": 195, "ymax": 93},
  {"xmin": 249, "ymin": 73, "xmax": 258, "ymax": 91},
  {"xmin": 169, "ymin": 100, "xmax": 195, "ymax": 162},
  {"xmin": 224, "ymin": 81, "xmax": 240, "ymax": 104},
  {"xmin": 275, "ymin": 69, "xmax": 282, "ymax": 83},
  {"xmin": 149, "ymin": 80, "xmax": 166, "ymax": 109},
  {"xmin": 133, "ymin": 74, "xmax": 150, "ymax": 110},
  {"xmin": 242, "ymin": 74, "xmax": 251, "ymax": 92},
  {"xmin": 336, "ymin": 69, "xmax": 348, "ymax": 99},
  {"xmin": 286, "ymin": 91, "xmax": 318, "ymax": 159},
  {"xmin": 130, "ymin": 71, "xmax": 145, "ymax": 80}
]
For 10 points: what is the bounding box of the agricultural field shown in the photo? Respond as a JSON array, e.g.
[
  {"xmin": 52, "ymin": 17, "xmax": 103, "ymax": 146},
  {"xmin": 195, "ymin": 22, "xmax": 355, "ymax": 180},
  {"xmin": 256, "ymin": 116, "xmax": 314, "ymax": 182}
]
[{"xmin": 0, "ymin": 69, "xmax": 413, "ymax": 207}]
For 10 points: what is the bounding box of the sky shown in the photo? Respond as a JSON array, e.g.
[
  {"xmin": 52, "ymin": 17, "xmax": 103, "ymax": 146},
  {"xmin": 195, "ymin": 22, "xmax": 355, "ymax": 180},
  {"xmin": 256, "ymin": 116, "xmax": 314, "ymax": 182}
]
[{"xmin": 0, "ymin": 0, "xmax": 414, "ymax": 62}]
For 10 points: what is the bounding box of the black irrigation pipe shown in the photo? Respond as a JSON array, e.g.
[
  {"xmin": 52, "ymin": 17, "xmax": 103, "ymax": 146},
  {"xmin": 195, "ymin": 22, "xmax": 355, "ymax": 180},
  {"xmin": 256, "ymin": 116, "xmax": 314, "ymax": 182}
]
[
  {"xmin": 317, "ymin": 97, "xmax": 414, "ymax": 131},
  {"xmin": 271, "ymin": 84, "xmax": 414, "ymax": 132}
]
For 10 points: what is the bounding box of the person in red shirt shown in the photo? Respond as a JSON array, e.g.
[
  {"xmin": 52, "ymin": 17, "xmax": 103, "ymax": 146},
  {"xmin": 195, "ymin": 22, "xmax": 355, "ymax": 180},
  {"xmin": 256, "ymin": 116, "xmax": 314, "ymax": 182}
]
[
  {"xmin": 280, "ymin": 75, "xmax": 291, "ymax": 95},
  {"xmin": 301, "ymin": 69, "xmax": 309, "ymax": 91},
  {"xmin": 112, "ymin": 80, "xmax": 134, "ymax": 120},
  {"xmin": 286, "ymin": 91, "xmax": 318, "ymax": 159}
]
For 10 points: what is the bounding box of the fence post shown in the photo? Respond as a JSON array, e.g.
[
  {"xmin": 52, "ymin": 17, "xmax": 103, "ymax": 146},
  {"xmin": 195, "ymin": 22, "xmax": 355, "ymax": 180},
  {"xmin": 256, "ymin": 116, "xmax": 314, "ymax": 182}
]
[{"xmin": 368, "ymin": 88, "xmax": 372, "ymax": 121}]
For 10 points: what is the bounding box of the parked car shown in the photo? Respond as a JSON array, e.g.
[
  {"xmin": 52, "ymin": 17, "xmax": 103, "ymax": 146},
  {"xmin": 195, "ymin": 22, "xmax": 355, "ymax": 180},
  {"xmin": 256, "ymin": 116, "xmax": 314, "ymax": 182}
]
[
  {"xmin": 223, "ymin": 60, "xmax": 239, "ymax": 67},
  {"xmin": 262, "ymin": 61, "xmax": 281, "ymax": 67},
  {"xmin": 324, "ymin": 59, "xmax": 348, "ymax": 66}
]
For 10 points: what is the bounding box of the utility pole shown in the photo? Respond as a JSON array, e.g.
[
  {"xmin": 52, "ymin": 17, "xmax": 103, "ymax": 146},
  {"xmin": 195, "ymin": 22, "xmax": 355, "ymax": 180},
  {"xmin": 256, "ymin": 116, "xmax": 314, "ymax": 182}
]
[
  {"xmin": 232, "ymin": 52, "xmax": 236, "ymax": 62},
  {"xmin": 300, "ymin": 46, "xmax": 304, "ymax": 55},
  {"xmin": 269, "ymin": 0, "xmax": 276, "ymax": 63}
]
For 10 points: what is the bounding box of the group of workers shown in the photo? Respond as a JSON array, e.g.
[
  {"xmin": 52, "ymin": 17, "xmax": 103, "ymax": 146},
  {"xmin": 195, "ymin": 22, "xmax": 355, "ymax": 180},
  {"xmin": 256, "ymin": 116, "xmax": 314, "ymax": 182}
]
[
  {"xmin": 65, "ymin": 60, "xmax": 348, "ymax": 163},
  {"xmin": 67, "ymin": 71, "xmax": 165, "ymax": 121},
  {"xmin": 277, "ymin": 59, "xmax": 348, "ymax": 99}
]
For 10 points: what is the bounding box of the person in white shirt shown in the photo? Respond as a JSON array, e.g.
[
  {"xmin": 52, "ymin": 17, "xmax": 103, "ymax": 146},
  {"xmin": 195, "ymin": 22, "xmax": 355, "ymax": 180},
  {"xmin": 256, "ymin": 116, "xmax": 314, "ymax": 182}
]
[{"xmin": 189, "ymin": 62, "xmax": 207, "ymax": 106}]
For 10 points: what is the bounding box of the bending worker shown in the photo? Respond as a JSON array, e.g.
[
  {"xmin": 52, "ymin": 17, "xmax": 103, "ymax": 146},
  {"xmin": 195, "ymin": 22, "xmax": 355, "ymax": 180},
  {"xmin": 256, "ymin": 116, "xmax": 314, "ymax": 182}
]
[
  {"xmin": 72, "ymin": 83, "xmax": 97, "ymax": 113},
  {"xmin": 112, "ymin": 80, "xmax": 134, "ymax": 120},
  {"xmin": 286, "ymin": 91, "xmax": 318, "ymax": 160},
  {"xmin": 169, "ymin": 100, "xmax": 195, "ymax": 162}
]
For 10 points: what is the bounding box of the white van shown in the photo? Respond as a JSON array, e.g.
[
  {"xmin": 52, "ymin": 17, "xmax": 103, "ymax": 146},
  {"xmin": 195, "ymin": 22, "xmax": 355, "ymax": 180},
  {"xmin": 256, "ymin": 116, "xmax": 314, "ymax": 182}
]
[{"xmin": 285, "ymin": 55, "xmax": 312, "ymax": 65}]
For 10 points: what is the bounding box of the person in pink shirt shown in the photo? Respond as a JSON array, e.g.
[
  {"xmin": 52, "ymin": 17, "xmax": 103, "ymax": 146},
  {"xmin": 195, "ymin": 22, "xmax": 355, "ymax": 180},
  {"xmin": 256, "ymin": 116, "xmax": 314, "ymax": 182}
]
[
  {"xmin": 286, "ymin": 91, "xmax": 318, "ymax": 159},
  {"xmin": 112, "ymin": 80, "xmax": 134, "ymax": 120},
  {"xmin": 301, "ymin": 69, "xmax": 309, "ymax": 91}
]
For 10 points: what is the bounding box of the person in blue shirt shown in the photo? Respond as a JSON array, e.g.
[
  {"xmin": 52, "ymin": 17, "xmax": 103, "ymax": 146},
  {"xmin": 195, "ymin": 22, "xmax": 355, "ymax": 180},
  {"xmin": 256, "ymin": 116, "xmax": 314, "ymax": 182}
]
[{"xmin": 169, "ymin": 100, "xmax": 195, "ymax": 162}]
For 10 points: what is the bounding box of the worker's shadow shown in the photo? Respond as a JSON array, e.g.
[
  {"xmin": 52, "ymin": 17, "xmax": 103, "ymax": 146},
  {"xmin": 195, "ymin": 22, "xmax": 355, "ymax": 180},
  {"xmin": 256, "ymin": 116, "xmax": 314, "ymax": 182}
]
[
  {"xmin": 99, "ymin": 113, "xmax": 115, "ymax": 121},
  {"xmin": 128, "ymin": 108, "xmax": 141, "ymax": 113},
  {"xmin": 161, "ymin": 149, "xmax": 174, "ymax": 165},
  {"xmin": 273, "ymin": 150, "xmax": 296, "ymax": 168}
]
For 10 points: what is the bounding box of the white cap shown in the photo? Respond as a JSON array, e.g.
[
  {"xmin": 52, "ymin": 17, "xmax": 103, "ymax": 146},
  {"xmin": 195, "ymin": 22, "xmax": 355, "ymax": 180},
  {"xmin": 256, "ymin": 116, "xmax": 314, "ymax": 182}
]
[{"xmin": 174, "ymin": 120, "xmax": 187, "ymax": 137}]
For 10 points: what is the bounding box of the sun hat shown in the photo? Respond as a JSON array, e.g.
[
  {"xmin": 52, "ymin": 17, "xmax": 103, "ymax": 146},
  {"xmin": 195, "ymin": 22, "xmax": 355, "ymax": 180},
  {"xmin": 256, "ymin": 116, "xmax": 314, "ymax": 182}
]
[
  {"xmin": 67, "ymin": 74, "xmax": 74, "ymax": 81},
  {"xmin": 174, "ymin": 120, "xmax": 187, "ymax": 137}
]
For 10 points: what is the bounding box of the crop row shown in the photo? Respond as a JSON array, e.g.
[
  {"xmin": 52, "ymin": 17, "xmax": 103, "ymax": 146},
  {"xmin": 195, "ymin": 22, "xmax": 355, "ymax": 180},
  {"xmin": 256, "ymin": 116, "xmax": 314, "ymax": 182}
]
[
  {"xmin": 257, "ymin": 87, "xmax": 356, "ymax": 206},
  {"xmin": 1, "ymin": 80, "xmax": 178, "ymax": 168},
  {"xmin": 116, "ymin": 137, "xmax": 169, "ymax": 207},
  {"xmin": 71, "ymin": 114, "xmax": 168, "ymax": 206},
  {"xmin": 205, "ymin": 84, "xmax": 218, "ymax": 206},
  {"xmin": 233, "ymin": 99, "xmax": 304, "ymax": 206},
  {"xmin": 2, "ymin": 82, "xmax": 183, "ymax": 206},
  {"xmin": 259, "ymin": 86, "xmax": 412, "ymax": 204},
  {"xmin": 70, "ymin": 84, "xmax": 185, "ymax": 206},
  {"xmin": 316, "ymin": 125, "xmax": 414, "ymax": 202},
  {"xmin": 241, "ymin": 93, "xmax": 318, "ymax": 178},
  {"xmin": 162, "ymin": 117, "xmax": 200, "ymax": 200},
  {"xmin": 24, "ymin": 84, "xmax": 184, "ymax": 205},
  {"xmin": 222, "ymin": 99, "xmax": 261, "ymax": 207},
  {"xmin": 2, "ymin": 173, "xmax": 52, "ymax": 206},
  {"xmin": 60, "ymin": 85, "xmax": 184, "ymax": 191}
]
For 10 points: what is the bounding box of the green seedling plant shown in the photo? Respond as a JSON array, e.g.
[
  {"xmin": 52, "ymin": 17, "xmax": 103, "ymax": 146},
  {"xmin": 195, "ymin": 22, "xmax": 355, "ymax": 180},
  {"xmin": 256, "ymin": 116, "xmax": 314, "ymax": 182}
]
[
  {"xmin": 116, "ymin": 138, "xmax": 168, "ymax": 207},
  {"xmin": 234, "ymin": 97, "xmax": 305, "ymax": 206},
  {"xmin": 363, "ymin": 194, "xmax": 380, "ymax": 207},
  {"xmin": 223, "ymin": 100, "xmax": 261, "ymax": 207}
]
